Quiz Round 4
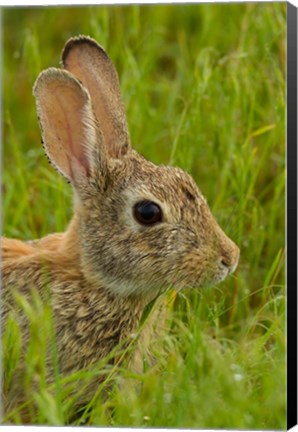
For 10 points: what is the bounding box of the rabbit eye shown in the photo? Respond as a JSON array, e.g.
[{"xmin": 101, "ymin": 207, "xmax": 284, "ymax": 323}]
[{"xmin": 133, "ymin": 200, "xmax": 162, "ymax": 225}]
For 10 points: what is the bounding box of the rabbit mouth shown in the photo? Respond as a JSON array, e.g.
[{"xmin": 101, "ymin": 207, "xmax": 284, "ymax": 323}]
[{"xmin": 170, "ymin": 263, "xmax": 234, "ymax": 291}]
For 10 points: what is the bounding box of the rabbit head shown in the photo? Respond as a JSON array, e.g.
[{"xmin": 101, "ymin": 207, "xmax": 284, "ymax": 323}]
[{"xmin": 33, "ymin": 36, "xmax": 239, "ymax": 298}]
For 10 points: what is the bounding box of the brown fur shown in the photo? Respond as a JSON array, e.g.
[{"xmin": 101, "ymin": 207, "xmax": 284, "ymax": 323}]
[{"xmin": 1, "ymin": 36, "xmax": 239, "ymax": 421}]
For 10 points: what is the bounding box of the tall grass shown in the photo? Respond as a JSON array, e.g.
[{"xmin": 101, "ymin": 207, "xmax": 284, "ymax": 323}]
[{"xmin": 2, "ymin": 3, "xmax": 286, "ymax": 428}]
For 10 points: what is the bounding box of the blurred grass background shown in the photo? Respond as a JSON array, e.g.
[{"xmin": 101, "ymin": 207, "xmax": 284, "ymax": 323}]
[{"xmin": 2, "ymin": 3, "xmax": 286, "ymax": 428}]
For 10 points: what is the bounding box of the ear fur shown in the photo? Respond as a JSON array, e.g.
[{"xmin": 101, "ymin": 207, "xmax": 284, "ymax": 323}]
[
  {"xmin": 33, "ymin": 67, "xmax": 107, "ymax": 186},
  {"xmin": 62, "ymin": 35, "xmax": 131, "ymax": 159}
]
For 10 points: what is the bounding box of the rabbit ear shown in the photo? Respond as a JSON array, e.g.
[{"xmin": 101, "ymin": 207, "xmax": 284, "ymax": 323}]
[
  {"xmin": 62, "ymin": 35, "xmax": 131, "ymax": 159},
  {"xmin": 33, "ymin": 67, "xmax": 107, "ymax": 187}
]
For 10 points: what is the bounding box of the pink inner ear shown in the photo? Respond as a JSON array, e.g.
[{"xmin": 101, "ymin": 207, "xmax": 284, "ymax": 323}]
[
  {"xmin": 43, "ymin": 83, "xmax": 93, "ymax": 180},
  {"xmin": 61, "ymin": 114, "xmax": 90, "ymax": 177}
]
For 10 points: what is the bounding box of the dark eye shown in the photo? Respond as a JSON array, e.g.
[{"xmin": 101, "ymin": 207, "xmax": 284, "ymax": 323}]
[{"xmin": 133, "ymin": 200, "xmax": 162, "ymax": 225}]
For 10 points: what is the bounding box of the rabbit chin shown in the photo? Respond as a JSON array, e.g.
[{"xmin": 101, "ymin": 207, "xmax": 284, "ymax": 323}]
[
  {"xmin": 204, "ymin": 268, "xmax": 232, "ymax": 288},
  {"xmin": 94, "ymin": 265, "xmax": 230, "ymax": 299},
  {"xmin": 170, "ymin": 266, "xmax": 232, "ymax": 291},
  {"xmin": 98, "ymin": 274, "xmax": 165, "ymax": 299}
]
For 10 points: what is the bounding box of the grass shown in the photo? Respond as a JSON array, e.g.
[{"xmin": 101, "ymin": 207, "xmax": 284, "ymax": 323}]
[{"xmin": 2, "ymin": 3, "xmax": 286, "ymax": 429}]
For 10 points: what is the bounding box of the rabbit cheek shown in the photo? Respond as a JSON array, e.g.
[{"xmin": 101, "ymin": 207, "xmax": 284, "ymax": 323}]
[{"xmin": 170, "ymin": 251, "xmax": 212, "ymax": 289}]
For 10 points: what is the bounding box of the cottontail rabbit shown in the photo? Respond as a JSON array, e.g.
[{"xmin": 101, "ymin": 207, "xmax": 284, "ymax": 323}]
[{"xmin": 2, "ymin": 36, "xmax": 239, "ymax": 419}]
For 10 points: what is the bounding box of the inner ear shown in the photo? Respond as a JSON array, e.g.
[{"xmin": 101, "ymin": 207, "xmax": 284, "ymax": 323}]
[{"xmin": 33, "ymin": 67, "xmax": 107, "ymax": 186}]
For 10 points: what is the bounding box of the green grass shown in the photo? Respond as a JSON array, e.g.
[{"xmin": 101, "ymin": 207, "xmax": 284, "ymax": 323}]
[{"xmin": 2, "ymin": 3, "xmax": 286, "ymax": 428}]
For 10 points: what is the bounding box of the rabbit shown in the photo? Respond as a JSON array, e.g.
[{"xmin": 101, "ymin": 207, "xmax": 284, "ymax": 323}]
[{"xmin": 1, "ymin": 35, "xmax": 240, "ymax": 419}]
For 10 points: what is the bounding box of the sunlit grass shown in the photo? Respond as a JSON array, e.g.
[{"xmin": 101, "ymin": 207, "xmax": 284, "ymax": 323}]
[{"xmin": 2, "ymin": 3, "xmax": 286, "ymax": 428}]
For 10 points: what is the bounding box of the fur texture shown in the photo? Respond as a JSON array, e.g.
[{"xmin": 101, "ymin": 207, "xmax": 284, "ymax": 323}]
[{"xmin": 1, "ymin": 35, "xmax": 239, "ymax": 419}]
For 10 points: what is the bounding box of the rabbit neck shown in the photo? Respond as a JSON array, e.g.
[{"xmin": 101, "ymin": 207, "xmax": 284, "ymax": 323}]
[{"xmin": 51, "ymin": 215, "xmax": 157, "ymax": 375}]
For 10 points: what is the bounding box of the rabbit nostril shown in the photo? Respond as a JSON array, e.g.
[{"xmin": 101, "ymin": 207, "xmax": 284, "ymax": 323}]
[
  {"xmin": 219, "ymin": 244, "xmax": 240, "ymax": 275},
  {"xmin": 220, "ymin": 250, "xmax": 239, "ymax": 274},
  {"xmin": 221, "ymin": 257, "xmax": 231, "ymax": 268}
]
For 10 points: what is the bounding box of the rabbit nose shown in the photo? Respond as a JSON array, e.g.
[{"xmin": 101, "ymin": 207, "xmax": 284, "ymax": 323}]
[{"xmin": 220, "ymin": 245, "xmax": 240, "ymax": 274}]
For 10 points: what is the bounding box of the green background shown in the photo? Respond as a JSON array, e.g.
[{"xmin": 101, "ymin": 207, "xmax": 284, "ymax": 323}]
[{"xmin": 2, "ymin": 3, "xmax": 286, "ymax": 428}]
